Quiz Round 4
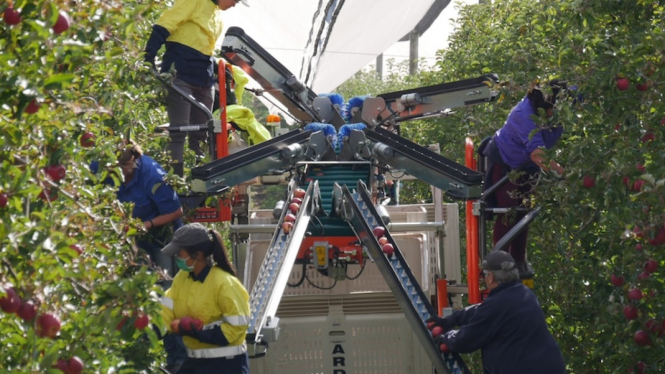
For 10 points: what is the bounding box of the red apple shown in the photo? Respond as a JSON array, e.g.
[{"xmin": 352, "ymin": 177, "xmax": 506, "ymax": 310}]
[
  {"xmin": 67, "ymin": 356, "xmax": 84, "ymax": 374},
  {"xmin": 439, "ymin": 343, "xmax": 449, "ymax": 353},
  {"xmin": 632, "ymin": 180, "xmax": 645, "ymax": 192},
  {"xmin": 179, "ymin": 316, "xmax": 203, "ymax": 332},
  {"xmin": 582, "ymin": 176, "xmax": 595, "ymax": 188},
  {"xmin": 70, "ymin": 244, "xmax": 83, "ymax": 256},
  {"xmin": 628, "ymin": 288, "xmax": 643, "ymax": 301},
  {"xmin": 431, "ymin": 326, "xmax": 444, "ymax": 338},
  {"xmin": 624, "ymin": 305, "xmax": 638, "ymax": 320},
  {"xmin": 53, "ymin": 358, "xmax": 69, "ymax": 373},
  {"xmin": 649, "ymin": 228, "xmax": 665, "ymax": 246},
  {"xmin": 44, "ymin": 164, "xmax": 66, "ymax": 181},
  {"xmin": 645, "ymin": 259, "xmax": 658, "ymax": 274},
  {"xmin": 622, "ymin": 176, "xmax": 631, "ymax": 188},
  {"xmin": 25, "ymin": 99, "xmax": 40, "ymax": 114},
  {"xmin": 378, "ymin": 237, "xmax": 389, "ymax": 246},
  {"xmin": 632, "ymin": 361, "xmax": 647, "ymax": 374},
  {"xmin": 288, "ymin": 202, "xmax": 300, "ymax": 214},
  {"xmin": 633, "ymin": 226, "xmax": 644, "ymax": 238},
  {"xmin": 134, "ymin": 312, "xmax": 150, "ymax": 330},
  {"xmin": 116, "ymin": 316, "xmax": 129, "ymax": 331},
  {"xmin": 616, "ymin": 78, "xmax": 630, "ymax": 91},
  {"xmin": 646, "ymin": 319, "xmax": 663, "ymax": 336},
  {"xmin": 3, "ymin": 7, "xmax": 21, "ymax": 25},
  {"xmin": 0, "ymin": 288, "xmax": 21, "ymax": 313},
  {"xmin": 635, "ymin": 243, "xmax": 643, "ymax": 251},
  {"xmin": 17, "ymin": 301, "xmax": 37, "ymax": 321},
  {"xmin": 426, "ymin": 321, "xmax": 435, "ymax": 330},
  {"xmin": 636, "ymin": 83, "xmax": 649, "ymax": 91},
  {"xmin": 641, "ymin": 133, "xmax": 655, "ymax": 144},
  {"xmin": 634, "ymin": 330, "xmax": 651, "ymax": 346},
  {"xmin": 637, "ymin": 271, "xmax": 650, "ymax": 281},
  {"xmin": 0, "ymin": 193, "xmax": 8, "ymax": 208},
  {"xmin": 282, "ymin": 222, "xmax": 293, "ymax": 234},
  {"xmin": 39, "ymin": 189, "xmax": 58, "ymax": 202},
  {"xmin": 610, "ymin": 274, "xmax": 624, "ymax": 287},
  {"xmin": 661, "ymin": 117, "xmax": 665, "ymax": 126},
  {"xmin": 291, "ymin": 197, "xmax": 302, "ymax": 205},
  {"xmin": 636, "ymin": 163, "xmax": 645, "ymax": 173},
  {"xmin": 284, "ymin": 213, "xmax": 296, "ymax": 223},
  {"xmin": 382, "ymin": 243, "xmax": 394, "ymax": 256},
  {"xmin": 36, "ymin": 313, "xmax": 61, "ymax": 338},
  {"xmin": 293, "ymin": 188, "xmax": 306, "ymax": 198},
  {"xmin": 372, "ymin": 226, "xmax": 386, "ymax": 238},
  {"xmin": 80, "ymin": 132, "xmax": 95, "ymax": 148},
  {"xmin": 52, "ymin": 10, "xmax": 71, "ymax": 35}
]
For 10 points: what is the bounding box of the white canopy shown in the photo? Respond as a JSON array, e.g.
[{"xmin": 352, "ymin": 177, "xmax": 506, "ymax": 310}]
[{"xmin": 222, "ymin": 0, "xmax": 439, "ymax": 93}]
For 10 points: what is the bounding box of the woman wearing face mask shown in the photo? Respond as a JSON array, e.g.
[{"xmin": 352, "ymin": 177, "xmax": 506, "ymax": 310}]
[
  {"xmin": 481, "ymin": 80, "xmax": 567, "ymax": 278},
  {"xmin": 160, "ymin": 223, "xmax": 250, "ymax": 374}
]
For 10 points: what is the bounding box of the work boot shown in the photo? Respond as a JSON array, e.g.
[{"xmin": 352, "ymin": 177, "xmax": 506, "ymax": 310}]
[{"xmin": 516, "ymin": 261, "xmax": 534, "ymax": 279}]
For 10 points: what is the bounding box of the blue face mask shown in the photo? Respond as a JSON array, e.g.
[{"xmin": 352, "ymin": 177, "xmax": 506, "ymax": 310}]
[{"xmin": 176, "ymin": 256, "xmax": 195, "ymax": 272}]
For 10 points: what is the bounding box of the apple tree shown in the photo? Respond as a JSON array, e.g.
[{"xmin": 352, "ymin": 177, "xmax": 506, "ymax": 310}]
[
  {"xmin": 406, "ymin": 0, "xmax": 665, "ymax": 372},
  {"xmin": 0, "ymin": 0, "xmax": 176, "ymax": 372}
]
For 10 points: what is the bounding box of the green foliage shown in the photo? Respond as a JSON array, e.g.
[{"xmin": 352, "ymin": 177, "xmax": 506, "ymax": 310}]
[
  {"xmin": 0, "ymin": 0, "xmax": 171, "ymax": 371},
  {"xmin": 424, "ymin": 0, "xmax": 665, "ymax": 372}
]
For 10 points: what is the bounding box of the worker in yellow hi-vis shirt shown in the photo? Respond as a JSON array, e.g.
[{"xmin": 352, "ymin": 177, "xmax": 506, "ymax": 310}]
[
  {"xmin": 160, "ymin": 223, "xmax": 250, "ymax": 374},
  {"xmin": 144, "ymin": 0, "xmax": 250, "ymax": 176}
]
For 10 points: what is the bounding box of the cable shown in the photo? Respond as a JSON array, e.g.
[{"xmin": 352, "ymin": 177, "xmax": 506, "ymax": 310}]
[
  {"xmin": 345, "ymin": 257, "xmax": 366, "ymax": 280},
  {"xmin": 287, "ymin": 248, "xmax": 309, "ymax": 288}
]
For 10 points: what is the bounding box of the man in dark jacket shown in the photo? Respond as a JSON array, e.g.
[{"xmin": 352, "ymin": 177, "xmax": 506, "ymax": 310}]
[{"xmin": 428, "ymin": 251, "xmax": 566, "ymax": 374}]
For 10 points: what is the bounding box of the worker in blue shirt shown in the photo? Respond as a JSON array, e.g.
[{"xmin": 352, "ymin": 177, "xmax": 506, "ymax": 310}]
[
  {"xmin": 428, "ymin": 251, "xmax": 566, "ymax": 374},
  {"xmin": 143, "ymin": 0, "xmax": 249, "ymax": 176},
  {"xmin": 481, "ymin": 80, "xmax": 567, "ymax": 278},
  {"xmin": 160, "ymin": 223, "xmax": 250, "ymax": 374},
  {"xmin": 117, "ymin": 143, "xmax": 184, "ymax": 272}
]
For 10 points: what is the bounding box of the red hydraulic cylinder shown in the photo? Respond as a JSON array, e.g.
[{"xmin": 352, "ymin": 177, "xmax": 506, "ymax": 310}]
[
  {"xmin": 465, "ymin": 137, "xmax": 481, "ymax": 304},
  {"xmin": 218, "ymin": 62, "xmax": 231, "ymax": 221},
  {"xmin": 436, "ymin": 279, "xmax": 449, "ymax": 315}
]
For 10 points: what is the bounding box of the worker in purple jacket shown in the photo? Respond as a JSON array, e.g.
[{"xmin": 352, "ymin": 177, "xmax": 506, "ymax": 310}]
[{"xmin": 482, "ymin": 80, "xmax": 567, "ymax": 278}]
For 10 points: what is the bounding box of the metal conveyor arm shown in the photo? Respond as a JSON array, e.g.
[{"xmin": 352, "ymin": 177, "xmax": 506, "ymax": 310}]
[{"xmin": 340, "ymin": 180, "xmax": 471, "ymax": 374}]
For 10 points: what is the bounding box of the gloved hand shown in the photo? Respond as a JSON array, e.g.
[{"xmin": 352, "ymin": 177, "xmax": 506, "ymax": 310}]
[
  {"xmin": 425, "ymin": 316, "xmax": 451, "ymax": 332},
  {"xmin": 434, "ymin": 335, "xmax": 451, "ymax": 354}
]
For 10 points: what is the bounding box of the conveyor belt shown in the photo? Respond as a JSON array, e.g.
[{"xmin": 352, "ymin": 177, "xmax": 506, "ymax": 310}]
[
  {"xmin": 366, "ymin": 127, "xmax": 483, "ymax": 200},
  {"xmin": 246, "ymin": 180, "xmax": 316, "ymax": 345},
  {"xmin": 341, "ymin": 180, "xmax": 470, "ymax": 374},
  {"xmin": 221, "ymin": 27, "xmax": 321, "ymax": 123},
  {"xmin": 376, "ymin": 75, "xmax": 498, "ymax": 123},
  {"xmin": 190, "ymin": 129, "xmax": 311, "ymax": 193}
]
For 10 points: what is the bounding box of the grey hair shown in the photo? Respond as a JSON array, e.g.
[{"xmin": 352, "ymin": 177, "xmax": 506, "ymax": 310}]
[{"xmin": 488, "ymin": 261, "xmax": 519, "ymax": 284}]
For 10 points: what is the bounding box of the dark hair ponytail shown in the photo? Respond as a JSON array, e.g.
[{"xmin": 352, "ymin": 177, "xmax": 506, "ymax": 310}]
[
  {"xmin": 210, "ymin": 230, "xmax": 238, "ymax": 277},
  {"xmin": 527, "ymin": 88, "xmax": 552, "ymax": 114}
]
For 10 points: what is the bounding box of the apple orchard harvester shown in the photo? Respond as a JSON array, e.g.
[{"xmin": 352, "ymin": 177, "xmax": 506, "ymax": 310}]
[{"xmin": 162, "ymin": 27, "xmax": 536, "ymax": 374}]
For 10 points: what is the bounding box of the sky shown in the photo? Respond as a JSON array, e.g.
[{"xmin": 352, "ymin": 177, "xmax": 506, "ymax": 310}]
[{"xmin": 373, "ymin": 0, "xmax": 478, "ymax": 73}]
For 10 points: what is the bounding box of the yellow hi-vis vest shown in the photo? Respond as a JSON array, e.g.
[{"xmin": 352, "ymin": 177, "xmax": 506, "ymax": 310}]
[
  {"xmin": 157, "ymin": 0, "xmax": 223, "ymax": 57},
  {"xmin": 161, "ymin": 267, "xmax": 250, "ymax": 355}
]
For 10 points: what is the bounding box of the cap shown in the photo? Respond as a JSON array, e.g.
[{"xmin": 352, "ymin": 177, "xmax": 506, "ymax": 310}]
[
  {"xmin": 481, "ymin": 251, "xmax": 516, "ymax": 271},
  {"xmin": 239, "ymin": 0, "xmax": 250, "ymax": 6},
  {"xmin": 161, "ymin": 223, "xmax": 212, "ymax": 257}
]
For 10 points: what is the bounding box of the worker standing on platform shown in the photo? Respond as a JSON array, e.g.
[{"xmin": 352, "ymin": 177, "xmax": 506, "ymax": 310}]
[
  {"xmin": 427, "ymin": 251, "xmax": 566, "ymax": 374},
  {"xmin": 160, "ymin": 223, "xmax": 251, "ymax": 374},
  {"xmin": 143, "ymin": 0, "xmax": 249, "ymax": 176},
  {"xmin": 481, "ymin": 80, "xmax": 567, "ymax": 278}
]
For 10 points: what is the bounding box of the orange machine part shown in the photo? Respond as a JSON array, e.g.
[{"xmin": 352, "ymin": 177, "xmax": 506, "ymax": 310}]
[
  {"xmin": 296, "ymin": 236, "xmax": 364, "ymax": 264},
  {"xmin": 436, "ymin": 278, "xmax": 449, "ymax": 316},
  {"xmin": 465, "ymin": 137, "xmax": 481, "ymax": 304},
  {"xmin": 217, "ymin": 62, "xmax": 231, "ymax": 221}
]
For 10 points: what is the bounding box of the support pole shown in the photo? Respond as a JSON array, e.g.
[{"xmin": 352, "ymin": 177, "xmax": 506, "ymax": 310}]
[
  {"xmin": 409, "ymin": 29, "xmax": 418, "ymax": 76},
  {"xmin": 218, "ymin": 62, "xmax": 231, "ymax": 221},
  {"xmin": 465, "ymin": 137, "xmax": 480, "ymax": 304}
]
